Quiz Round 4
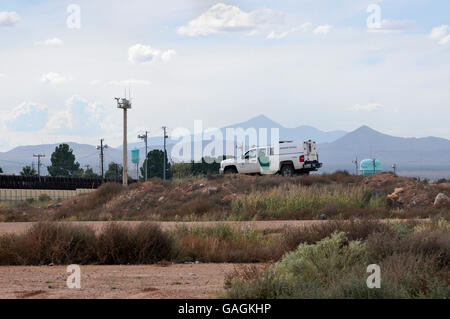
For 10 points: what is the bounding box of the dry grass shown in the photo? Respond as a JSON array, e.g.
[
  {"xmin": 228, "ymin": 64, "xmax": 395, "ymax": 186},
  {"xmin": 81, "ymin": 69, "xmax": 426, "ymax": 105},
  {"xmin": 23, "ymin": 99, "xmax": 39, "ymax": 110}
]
[
  {"xmin": 0, "ymin": 172, "xmax": 448, "ymax": 222},
  {"xmin": 223, "ymin": 219, "xmax": 450, "ymax": 299}
]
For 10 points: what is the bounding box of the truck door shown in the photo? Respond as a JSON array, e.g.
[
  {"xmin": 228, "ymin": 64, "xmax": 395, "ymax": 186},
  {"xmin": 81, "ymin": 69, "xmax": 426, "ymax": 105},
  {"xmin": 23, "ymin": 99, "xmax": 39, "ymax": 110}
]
[
  {"xmin": 241, "ymin": 149, "xmax": 258, "ymax": 173},
  {"xmin": 259, "ymin": 147, "xmax": 279, "ymax": 175}
]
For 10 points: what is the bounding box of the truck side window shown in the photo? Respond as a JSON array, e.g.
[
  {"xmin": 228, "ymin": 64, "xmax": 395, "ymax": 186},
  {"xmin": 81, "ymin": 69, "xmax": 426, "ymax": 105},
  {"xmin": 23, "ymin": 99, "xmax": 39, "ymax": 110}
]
[{"xmin": 248, "ymin": 149, "xmax": 257, "ymax": 158}]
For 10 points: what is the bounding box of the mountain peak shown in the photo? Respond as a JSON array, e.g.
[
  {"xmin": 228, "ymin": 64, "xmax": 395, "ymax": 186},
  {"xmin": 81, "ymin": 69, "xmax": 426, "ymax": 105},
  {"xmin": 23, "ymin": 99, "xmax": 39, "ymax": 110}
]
[
  {"xmin": 231, "ymin": 114, "xmax": 283, "ymax": 129},
  {"xmin": 354, "ymin": 125, "xmax": 376, "ymax": 133}
]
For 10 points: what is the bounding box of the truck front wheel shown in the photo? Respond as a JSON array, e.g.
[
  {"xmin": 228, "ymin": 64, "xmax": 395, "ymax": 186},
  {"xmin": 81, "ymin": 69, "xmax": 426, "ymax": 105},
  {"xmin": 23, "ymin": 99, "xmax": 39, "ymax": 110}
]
[
  {"xmin": 280, "ymin": 165, "xmax": 295, "ymax": 177},
  {"xmin": 224, "ymin": 166, "xmax": 238, "ymax": 174}
]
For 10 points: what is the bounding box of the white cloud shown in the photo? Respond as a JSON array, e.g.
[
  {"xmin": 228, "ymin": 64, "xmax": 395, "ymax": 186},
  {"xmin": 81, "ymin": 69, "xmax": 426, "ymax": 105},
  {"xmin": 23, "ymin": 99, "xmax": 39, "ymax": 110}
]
[
  {"xmin": 128, "ymin": 44, "xmax": 176, "ymax": 64},
  {"xmin": 0, "ymin": 73, "xmax": 5, "ymax": 78},
  {"xmin": 90, "ymin": 80, "xmax": 102, "ymax": 86},
  {"xmin": 267, "ymin": 30, "xmax": 288, "ymax": 40},
  {"xmin": 110, "ymin": 79, "xmax": 152, "ymax": 86},
  {"xmin": 161, "ymin": 49, "xmax": 176, "ymax": 63},
  {"xmin": 178, "ymin": 3, "xmax": 253, "ymax": 36},
  {"xmin": 313, "ymin": 25, "xmax": 333, "ymax": 35},
  {"xmin": 177, "ymin": 3, "xmax": 284, "ymax": 37},
  {"xmin": 267, "ymin": 23, "xmax": 314, "ymax": 39},
  {"xmin": 368, "ymin": 19, "xmax": 414, "ymax": 34},
  {"xmin": 34, "ymin": 38, "xmax": 63, "ymax": 46},
  {"xmin": 46, "ymin": 96, "xmax": 105, "ymax": 136},
  {"xmin": 5, "ymin": 102, "xmax": 48, "ymax": 132},
  {"xmin": 0, "ymin": 11, "xmax": 20, "ymax": 27},
  {"xmin": 293, "ymin": 23, "xmax": 313, "ymax": 33},
  {"xmin": 439, "ymin": 35, "xmax": 450, "ymax": 45},
  {"xmin": 350, "ymin": 103, "xmax": 383, "ymax": 112},
  {"xmin": 40, "ymin": 72, "xmax": 70, "ymax": 84},
  {"xmin": 429, "ymin": 25, "xmax": 450, "ymax": 45}
]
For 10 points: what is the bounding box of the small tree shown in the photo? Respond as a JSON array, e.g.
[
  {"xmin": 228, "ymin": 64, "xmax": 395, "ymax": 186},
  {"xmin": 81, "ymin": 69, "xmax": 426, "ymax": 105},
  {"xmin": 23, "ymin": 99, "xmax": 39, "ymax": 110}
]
[
  {"xmin": 47, "ymin": 144, "xmax": 82, "ymax": 177},
  {"xmin": 20, "ymin": 165, "xmax": 37, "ymax": 177},
  {"xmin": 83, "ymin": 167, "xmax": 99, "ymax": 178},
  {"xmin": 105, "ymin": 162, "xmax": 123, "ymax": 180},
  {"xmin": 0, "ymin": 167, "xmax": 3, "ymax": 174},
  {"xmin": 140, "ymin": 149, "xmax": 172, "ymax": 180}
]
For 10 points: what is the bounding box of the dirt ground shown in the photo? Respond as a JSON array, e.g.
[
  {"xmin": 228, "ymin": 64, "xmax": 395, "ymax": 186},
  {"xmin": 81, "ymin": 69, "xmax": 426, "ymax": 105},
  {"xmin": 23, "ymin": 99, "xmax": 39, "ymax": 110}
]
[
  {"xmin": 0, "ymin": 220, "xmax": 327, "ymax": 235},
  {"xmin": 0, "ymin": 263, "xmax": 254, "ymax": 299}
]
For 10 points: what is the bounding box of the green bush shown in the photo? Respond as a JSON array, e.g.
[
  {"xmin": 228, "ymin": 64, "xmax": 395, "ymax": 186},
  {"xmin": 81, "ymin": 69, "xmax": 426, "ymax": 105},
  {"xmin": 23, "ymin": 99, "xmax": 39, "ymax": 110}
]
[
  {"xmin": 276, "ymin": 232, "xmax": 367, "ymax": 284},
  {"xmin": 224, "ymin": 223, "xmax": 450, "ymax": 299}
]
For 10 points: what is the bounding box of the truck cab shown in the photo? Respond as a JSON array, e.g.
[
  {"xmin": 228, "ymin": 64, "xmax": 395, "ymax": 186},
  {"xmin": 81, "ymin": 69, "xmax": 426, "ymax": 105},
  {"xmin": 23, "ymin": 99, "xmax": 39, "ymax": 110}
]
[{"xmin": 220, "ymin": 140, "xmax": 322, "ymax": 176}]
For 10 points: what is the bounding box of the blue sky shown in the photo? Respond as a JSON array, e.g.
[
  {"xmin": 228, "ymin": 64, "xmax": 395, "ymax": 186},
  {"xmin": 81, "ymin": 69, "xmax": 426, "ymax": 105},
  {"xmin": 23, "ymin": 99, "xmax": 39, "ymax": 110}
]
[{"xmin": 0, "ymin": 0, "xmax": 449, "ymax": 151}]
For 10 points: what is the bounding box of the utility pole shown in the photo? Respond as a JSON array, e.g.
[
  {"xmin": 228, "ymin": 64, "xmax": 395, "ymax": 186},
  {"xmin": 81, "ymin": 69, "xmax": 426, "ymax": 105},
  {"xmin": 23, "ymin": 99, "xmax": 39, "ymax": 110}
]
[
  {"xmin": 115, "ymin": 96, "xmax": 132, "ymax": 186},
  {"xmin": 33, "ymin": 154, "xmax": 45, "ymax": 177},
  {"xmin": 138, "ymin": 131, "xmax": 149, "ymax": 181},
  {"xmin": 97, "ymin": 138, "xmax": 108, "ymax": 178},
  {"xmin": 162, "ymin": 126, "xmax": 168, "ymax": 180}
]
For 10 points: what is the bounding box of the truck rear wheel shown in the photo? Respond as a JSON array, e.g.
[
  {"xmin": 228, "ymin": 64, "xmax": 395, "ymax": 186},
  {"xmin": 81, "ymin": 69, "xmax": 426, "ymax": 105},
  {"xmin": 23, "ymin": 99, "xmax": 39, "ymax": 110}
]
[{"xmin": 280, "ymin": 164, "xmax": 295, "ymax": 177}]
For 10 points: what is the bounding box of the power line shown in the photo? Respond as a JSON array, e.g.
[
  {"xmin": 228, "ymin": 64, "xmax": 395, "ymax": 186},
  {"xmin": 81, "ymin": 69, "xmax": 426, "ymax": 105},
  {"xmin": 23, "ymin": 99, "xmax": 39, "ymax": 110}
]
[
  {"xmin": 33, "ymin": 154, "xmax": 45, "ymax": 177},
  {"xmin": 97, "ymin": 138, "xmax": 108, "ymax": 178},
  {"xmin": 162, "ymin": 126, "xmax": 168, "ymax": 180}
]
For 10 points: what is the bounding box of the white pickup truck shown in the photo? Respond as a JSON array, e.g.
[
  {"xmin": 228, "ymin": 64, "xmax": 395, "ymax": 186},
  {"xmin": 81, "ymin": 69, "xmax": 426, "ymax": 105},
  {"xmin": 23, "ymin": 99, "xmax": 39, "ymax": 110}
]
[{"xmin": 219, "ymin": 140, "xmax": 322, "ymax": 177}]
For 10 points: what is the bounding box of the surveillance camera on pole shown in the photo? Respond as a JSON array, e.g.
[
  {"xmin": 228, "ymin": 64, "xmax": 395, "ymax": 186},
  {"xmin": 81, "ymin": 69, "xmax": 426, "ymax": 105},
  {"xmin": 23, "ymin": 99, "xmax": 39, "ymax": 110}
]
[{"xmin": 115, "ymin": 97, "xmax": 132, "ymax": 186}]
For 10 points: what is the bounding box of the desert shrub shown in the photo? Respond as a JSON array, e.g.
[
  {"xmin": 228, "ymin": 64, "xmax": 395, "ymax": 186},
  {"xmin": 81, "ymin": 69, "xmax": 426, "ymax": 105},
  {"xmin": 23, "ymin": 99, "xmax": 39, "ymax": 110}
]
[
  {"xmin": 281, "ymin": 219, "xmax": 392, "ymax": 253},
  {"xmin": 224, "ymin": 267, "xmax": 293, "ymax": 299},
  {"xmin": 224, "ymin": 226, "xmax": 450, "ymax": 299},
  {"xmin": 38, "ymin": 193, "xmax": 51, "ymax": 202},
  {"xmin": 0, "ymin": 222, "xmax": 97, "ymax": 265},
  {"xmin": 0, "ymin": 222, "xmax": 174, "ymax": 265},
  {"xmin": 173, "ymin": 224, "xmax": 277, "ymax": 263},
  {"xmin": 366, "ymin": 220, "xmax": 450, "ymax": 268},
  {"xmin": 96, "ymin": 222, "xmax": 174, "ymax": 264},
  {"xmin": 276, "ymin": 232, "xmax": 368, "ymax": 284},
  {"xmin": 95, "ymin": 183, "xmax": 124, "ymax": 203}
]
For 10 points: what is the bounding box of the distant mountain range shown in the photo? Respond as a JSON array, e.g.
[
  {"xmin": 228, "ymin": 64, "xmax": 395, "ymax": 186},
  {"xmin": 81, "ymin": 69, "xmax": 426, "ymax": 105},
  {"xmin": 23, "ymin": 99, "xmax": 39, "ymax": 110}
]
[
  {"xmin": 319, "ymin": 125, "xmax": 450, "ymax": 173},
  {"xmin": 1, "ymin": 115, "xmax": 450, "ymax": 179}
]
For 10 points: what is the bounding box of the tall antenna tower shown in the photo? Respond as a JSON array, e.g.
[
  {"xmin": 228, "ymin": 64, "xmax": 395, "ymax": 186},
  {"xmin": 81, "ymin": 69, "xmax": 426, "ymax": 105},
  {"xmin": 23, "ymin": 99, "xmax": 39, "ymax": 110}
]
[{"xmin": 115, "ymin": 95, "xmax": 132, "ymax": 186}]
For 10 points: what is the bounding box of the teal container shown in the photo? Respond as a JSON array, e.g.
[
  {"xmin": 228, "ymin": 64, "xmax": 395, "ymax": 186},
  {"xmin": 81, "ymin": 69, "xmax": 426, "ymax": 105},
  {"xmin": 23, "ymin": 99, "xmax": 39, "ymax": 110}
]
[
  {"xmin": 131, "ymin": 148, "xmax": 140, "ymax": 164},
  {"xmin": 360, "ymin": 159, "xmax": 381, "ymax": 176}
]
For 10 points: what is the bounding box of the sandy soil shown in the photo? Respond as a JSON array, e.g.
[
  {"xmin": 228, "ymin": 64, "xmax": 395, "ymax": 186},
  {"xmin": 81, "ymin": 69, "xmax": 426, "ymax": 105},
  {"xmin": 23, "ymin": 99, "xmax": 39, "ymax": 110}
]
[
  {"xmin": 0, "ymin": 263, "xmax": 255, "ymax": 299},
  {"xmin": 0, "ymin": 220, "xmax": 327, "ymax": 235}
]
